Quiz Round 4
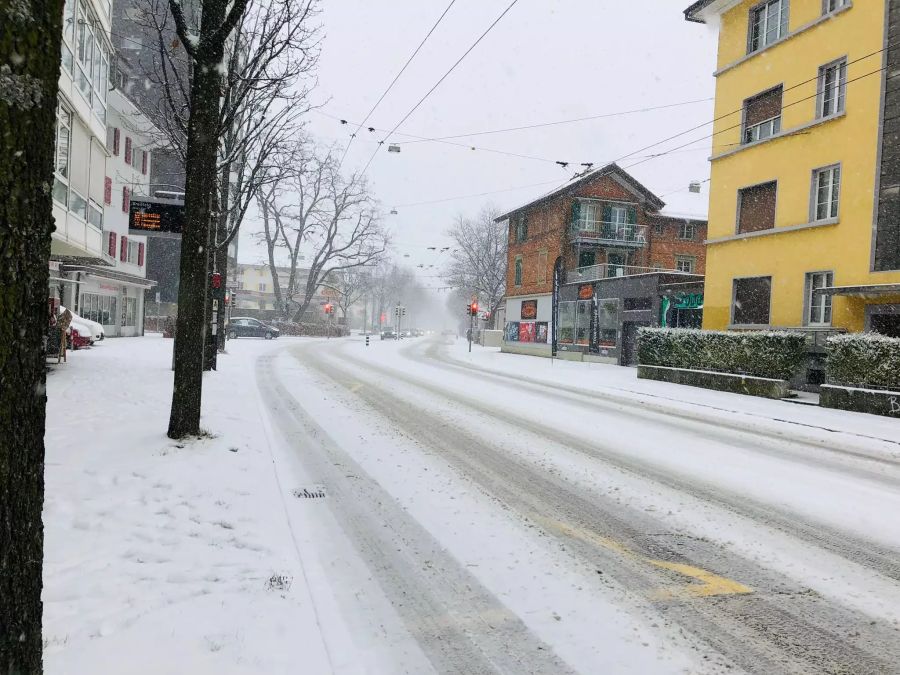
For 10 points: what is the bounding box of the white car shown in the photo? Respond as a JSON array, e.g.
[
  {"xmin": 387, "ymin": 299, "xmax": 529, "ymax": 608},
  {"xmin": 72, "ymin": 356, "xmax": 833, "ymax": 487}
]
[{"xmin": 71, "ymin": 312, "xmax": 104, "ymax": 341}]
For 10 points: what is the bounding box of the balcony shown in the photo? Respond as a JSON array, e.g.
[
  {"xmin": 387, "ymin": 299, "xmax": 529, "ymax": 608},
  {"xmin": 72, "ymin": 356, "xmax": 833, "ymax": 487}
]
[
  {"xmin": 569, "ymin": 263, "xmax": 685, "ymax": 283},
  {"xmin": 569, "ymin": 221, "xmax": 648, "ymax": 248}
]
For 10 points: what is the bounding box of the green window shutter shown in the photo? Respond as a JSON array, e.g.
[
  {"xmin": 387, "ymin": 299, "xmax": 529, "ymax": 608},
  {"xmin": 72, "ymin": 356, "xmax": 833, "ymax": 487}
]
[
  {"xmin": 602, "ymin": 204, "xmax": 613, "ymax": 223},
  {"xmin": 626, "ymin": 205, "xmax": 637, "ymax": 223},
  {"xmin": 571, "ymin": 201, "xmax": 580, "ymax": 225}
]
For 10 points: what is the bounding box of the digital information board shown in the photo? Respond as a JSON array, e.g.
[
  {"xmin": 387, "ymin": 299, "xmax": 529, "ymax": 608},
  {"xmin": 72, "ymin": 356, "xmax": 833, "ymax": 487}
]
[{"xmin": 129, "ymin": 199, "xmax": 186, "ymax": 237}]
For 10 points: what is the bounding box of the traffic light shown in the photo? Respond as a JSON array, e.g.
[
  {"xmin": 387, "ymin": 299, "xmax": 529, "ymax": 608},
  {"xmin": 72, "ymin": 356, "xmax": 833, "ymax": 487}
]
[
  {"xmin": 324, "ymin": 303, "xmax": 334, "ymax": 315},
  {"xmin": 211, "ymin": 272, "xmax": 222, "ymax": 289},
  {"xmin": 468, "ymin": 301, "xmax": 479, "ymax": 316}
]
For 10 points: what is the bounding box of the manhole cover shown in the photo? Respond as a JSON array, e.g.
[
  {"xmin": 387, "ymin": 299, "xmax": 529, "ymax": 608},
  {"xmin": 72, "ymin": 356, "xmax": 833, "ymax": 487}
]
[{"xmin": 292, "ymin": 485, "xmax": 327, "ymax": 499}]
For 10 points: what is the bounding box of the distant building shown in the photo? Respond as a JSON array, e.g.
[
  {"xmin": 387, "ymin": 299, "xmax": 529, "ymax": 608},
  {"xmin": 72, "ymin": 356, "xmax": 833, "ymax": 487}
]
[
  {"xmin": 231, "ymin": 263, "xmax": 331, "ymax": 322},
  {"xmin": 685, "ymin": 0, "xmax": 900, "ymax": 336},
  {"xmin": 497, "ymin": 163, "xmax": 708, "ymax": 364}
]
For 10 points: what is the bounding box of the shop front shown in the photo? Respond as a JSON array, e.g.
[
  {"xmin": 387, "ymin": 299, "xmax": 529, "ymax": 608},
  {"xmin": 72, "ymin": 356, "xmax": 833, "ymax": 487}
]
[
  {"xmin": 501, "ymin": 293, "xmax": 553, "ymax": 356},
  {"xmin": 557, "ymin": 272, "xmax": 704, "ymax": 365}
]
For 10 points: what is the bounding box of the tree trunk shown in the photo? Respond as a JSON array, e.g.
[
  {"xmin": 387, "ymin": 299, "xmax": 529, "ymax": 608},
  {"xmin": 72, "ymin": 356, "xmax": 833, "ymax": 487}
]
[
  {"xmin": 0, "ymin": 0, "xmax": 64, "ymax": 671},
  {"xmin": 167, "ymin": 4, "xmax": 230, "ymax": 438}
]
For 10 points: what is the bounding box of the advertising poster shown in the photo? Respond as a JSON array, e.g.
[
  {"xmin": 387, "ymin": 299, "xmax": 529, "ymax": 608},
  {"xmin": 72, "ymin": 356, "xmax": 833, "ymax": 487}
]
[
  {"xmin": 506, "ymin": 322, "xmax": 520, "ymax": 341},
  {"xmin": 520, "ymin": 300, "xmax": 538, "ymax": 320},
  {"xmin": 519, "ymin": 322, "xmax": 536, "ymax": 343},
  {"xmin": 535, "ymin": 322, "xmax": 549, "ymax": 344}
]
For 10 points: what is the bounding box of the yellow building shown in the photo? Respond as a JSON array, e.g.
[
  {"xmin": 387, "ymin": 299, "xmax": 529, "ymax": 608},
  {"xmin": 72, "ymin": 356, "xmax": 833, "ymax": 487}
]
[{"xmin": 685, "ymin": 0, "xmax": 900, "ymax": 336}]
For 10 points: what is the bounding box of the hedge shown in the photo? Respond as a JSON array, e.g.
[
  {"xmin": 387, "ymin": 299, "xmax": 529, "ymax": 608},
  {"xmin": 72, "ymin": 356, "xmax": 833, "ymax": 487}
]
[
  {"xmin": 826, "ymin": 333, "xmax": 900, "ymax": 391},
  {"xmin": 637, "ymin": 328, "xmax": 807, "ymax": 381}
]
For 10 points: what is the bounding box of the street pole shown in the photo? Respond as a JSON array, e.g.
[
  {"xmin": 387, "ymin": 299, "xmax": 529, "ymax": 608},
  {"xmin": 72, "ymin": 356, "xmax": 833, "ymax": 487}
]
[{"xmin": 468, "ymin": 309, "xmax": 474, "ymax": 353}]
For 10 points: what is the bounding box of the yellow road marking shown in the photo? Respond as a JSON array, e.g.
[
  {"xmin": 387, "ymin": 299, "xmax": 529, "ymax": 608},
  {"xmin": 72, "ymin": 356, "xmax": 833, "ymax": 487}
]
[{"xmin": 535, "ymin": 516, "xmax": 752, "ymax": 601}]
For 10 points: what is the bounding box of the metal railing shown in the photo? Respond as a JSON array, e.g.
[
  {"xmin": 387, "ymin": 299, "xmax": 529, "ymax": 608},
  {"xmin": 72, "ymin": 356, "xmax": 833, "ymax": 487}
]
[
  {"xmin": 570, "ymin": 221, "xmax": 648, "ymax": 246},
  {"xmin": 569, "ymin": 263, "xmax": 684, "ymax": 283}
]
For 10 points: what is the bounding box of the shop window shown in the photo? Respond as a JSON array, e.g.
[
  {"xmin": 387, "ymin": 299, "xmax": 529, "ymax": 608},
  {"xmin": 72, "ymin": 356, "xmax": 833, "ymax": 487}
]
[
  {"xmin": 732, "ymin": 276, "xmax": 772, "ymax": 325},
  {"xmin": 597, "ymin": 298, "xmax": 619, "ymax": 347},
  {"xmin": 558, "ymin": 301, "xmax": 576, "ymax": 344},
  {"xmin": 575, "ymin": 300, "xmax": 591, "ymax": 345},
  {"xmin": 122, "ymin": 297, "xmax": 137, "ymax": 326},
  {"xmin": 81, "ymin": 292, "xmax": 117, "ymax": 325}
]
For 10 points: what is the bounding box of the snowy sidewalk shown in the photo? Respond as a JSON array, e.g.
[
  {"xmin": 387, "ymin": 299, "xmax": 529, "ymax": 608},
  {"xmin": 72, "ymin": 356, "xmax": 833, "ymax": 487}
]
[{"xmin": 42, "ymin": 336, "xmax": 342, "ymax": 674}]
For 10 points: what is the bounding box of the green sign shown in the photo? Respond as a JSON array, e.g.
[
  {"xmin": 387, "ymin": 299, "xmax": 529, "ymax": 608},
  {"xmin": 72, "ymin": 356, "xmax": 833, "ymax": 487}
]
[{"xmin": 674, "ymin": 292, "xmax": 703, "ymax": 310}]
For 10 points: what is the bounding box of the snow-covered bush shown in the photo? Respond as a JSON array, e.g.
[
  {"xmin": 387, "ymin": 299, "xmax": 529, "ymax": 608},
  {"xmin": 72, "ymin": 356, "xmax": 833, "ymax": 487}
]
[
  {"xmin": 637, "ymin": 328, "xmax": 807, "ymax": 380},
  {"xmin": 826, "ymin": 333, "xmax": 900, "ymax": 390}
]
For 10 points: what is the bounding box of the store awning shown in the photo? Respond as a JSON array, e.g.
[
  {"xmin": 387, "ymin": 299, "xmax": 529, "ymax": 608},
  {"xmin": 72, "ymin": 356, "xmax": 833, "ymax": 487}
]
[
  {"xmin": 817, "ymin": 283, "xmax": 900, "ymax": 299},
  {"xmin": 59, "ymin": 264, "xmax": 157, "ymax": 289}
]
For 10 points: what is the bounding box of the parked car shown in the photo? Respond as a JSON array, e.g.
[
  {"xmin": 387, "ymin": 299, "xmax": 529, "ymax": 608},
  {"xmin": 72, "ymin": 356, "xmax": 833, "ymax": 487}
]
[
  {"xmin": 380, "ymin": 330, "xmax": 397, "ymax": 340},
  {"xmin": 68, "ymin": 321, "xmax": 93, "ymax": 349},
  {"xmin": 227, "ymin": 317, "xmax": 280, "ymax": 339},
  {"xmin": 400, "ymin": 329, "xmax": 412, "ymax": 338},
  {"xmin": 71, "ymin": 312, "xmax": 104, "ymax": 341}
]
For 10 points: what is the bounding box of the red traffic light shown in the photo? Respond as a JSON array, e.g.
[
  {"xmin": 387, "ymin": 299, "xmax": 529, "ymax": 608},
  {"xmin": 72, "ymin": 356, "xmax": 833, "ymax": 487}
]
[
  {"xmin": 324, "ymin": 303, "xmax": 334, "ymax": 314},
  {"xmin": 211, "ymin": 272, "xmax": 222, "ymax": 289},
  {"xmin": 468, "ymin": 302, "xmax": 479, "ymax": 316}
]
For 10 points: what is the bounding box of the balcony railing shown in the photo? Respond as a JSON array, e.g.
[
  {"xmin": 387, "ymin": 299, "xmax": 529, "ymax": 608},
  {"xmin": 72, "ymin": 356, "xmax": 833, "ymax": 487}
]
[
  {"xmin": 570, "ymin": 264, "xmax": 686, "ymax": 283},
  {"xmin": 570, "ymin": 221, "xmax": 648, "ymax": 247}
]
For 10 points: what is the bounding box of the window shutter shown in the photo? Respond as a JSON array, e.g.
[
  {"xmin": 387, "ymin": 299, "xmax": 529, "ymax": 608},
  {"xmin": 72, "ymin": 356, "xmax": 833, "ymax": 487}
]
[
  {"xmin": 120, "ymin": 235, "xmax": 128, "ymax": 261},
  {"xmin": 602, "ymin": 204, "xmax": 612, "ymax": 223},
  {"xmin": 626, "ymin": 205, "xmax": 637, "ymax": 223},
  {"xmin": 104, "ymin": 177, "xmax": 112, "ymax": 205},
  {"xmin": 738, "ymin": 181, "xmax": 778, "ymax": 233},
  {"xmin": 138, "ymin": 242, "xmax": 145, "ymax": 266},
  {"xmin": 108, "ymin": 231, "xmax": 117, "ymax": 256},
  {"xmin": 745, "ymin": 88, "xmax": 783, "ymax": 126},
  {"xmin": 113, "ymin": 128, "xmax": 120, "ymax": 156},
  {"xmin": 125, "ymin": 137, "xmax": 132, "ymax": 164},
  {"xmin": 141, "ymin": 150, "xmax": 148, "ymax": 175},
  {"xmin": 570, "ymin": 201, "xmax": 580, "ymax": 225}
]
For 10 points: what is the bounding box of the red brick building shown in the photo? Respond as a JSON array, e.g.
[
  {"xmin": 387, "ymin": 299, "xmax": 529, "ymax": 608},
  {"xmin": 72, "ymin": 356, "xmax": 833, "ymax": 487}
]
[{"xmin": 496, "ymin": 163, "xmax": 707, "ymax": 360}]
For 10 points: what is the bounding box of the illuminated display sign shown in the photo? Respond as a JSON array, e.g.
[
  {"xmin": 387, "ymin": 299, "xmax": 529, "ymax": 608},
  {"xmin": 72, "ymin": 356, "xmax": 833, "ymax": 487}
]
[{"xmin": 129, "ymin": 199, "xmax": 185, "ymax": 236}]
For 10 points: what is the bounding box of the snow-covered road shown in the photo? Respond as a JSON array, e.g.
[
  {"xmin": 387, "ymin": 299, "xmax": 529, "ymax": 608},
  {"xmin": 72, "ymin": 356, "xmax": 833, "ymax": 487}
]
[{"xmin": 261, "ymin": 336, "xmax": 900, "ymax": 674}]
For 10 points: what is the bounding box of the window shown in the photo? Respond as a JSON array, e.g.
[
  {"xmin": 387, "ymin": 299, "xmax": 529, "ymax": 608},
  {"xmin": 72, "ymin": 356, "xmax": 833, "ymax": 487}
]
[
  {"xmin": 823, "ymin": 0, "xmax": 847, "ymax": 13},
  {"xmin": 53, "ymin": 102, "xmax": 72, "ymax": 207},
  {"xmin": 805, "ymin": 271, "xmax": 834, "ymax": 325},
  {"xmin": 578, "ymin": 251, "xmax": 595, "ymax": 268},
  {"xmin": 126, "ymin": 239, "xmax": 140, "ymax": 264},
  {"xmin": 61, "ymin": 0, "xmax": 75, "ymax": 73},
  {"xmin": 81, "ymin": 293, "xmax": 117, "ymax": 325},
  {"xmin": 70, "ymin": 189, "xmax": 88, "ymax": 222},
  {"xmin": 748, "ymin": 0, "xmax": 789, "ymax": 53},
  {"xmin": 677, "ymin": 221, "xmax": 696, "ymax": 240},
  {"xmin": 558, "ymin": 301, "xmax": 575, "ymax": 344},
  {"xmin": 73, "ymin": 0, "xmax": 109, "ymax": 121},
  {"xmin": 596, "ymin": 298, "xmax": 619, "ymax": 347},
  {"xmin": 738, "ymin": 181, "xmax": 777, "ymax": 233},
  {"xmin": 812, "ymin": 165, "xmax": 841, "ymax": 221},
  {"xmin": 624, "ymin": 297, "xmax": 652, "ymax": 311},
  {"xmin": 88, "ymin": 200, "xmax": 103, "ymax": 229},
  {"xmin": 818, "ymin": 59, "xmax": 847, "ymax": 118},
  {"xmin": 258, "ymin": 282, "xmax": 267, "ymax": 292},
  {"xmin": 515, "ymin": 216, "xmax": 528, "ymax": 243},
  {"xmin": 743, "ymin": 86, "xmax": 783, "ymax": 144},
  {"xmin": 514, "ymin": 257, "xmax": 523, "ymax": 286},
  {"xmin": 732, "ymin": 276, "xmax": 772, "ymax": 325},
  {"xmin": 575, "ymin": 300, "xmax": 591, "ymax": 345},
  {"xmin": 654, "ymin": 221, "xmax": 665, "ymax": 235},
  {"xmin": 607, "ymin": 252, "xmax": 626, "ymax": 277},
  {"xmin": 675, "ymin": 256, "xmax": 696, "ymax": 273}
]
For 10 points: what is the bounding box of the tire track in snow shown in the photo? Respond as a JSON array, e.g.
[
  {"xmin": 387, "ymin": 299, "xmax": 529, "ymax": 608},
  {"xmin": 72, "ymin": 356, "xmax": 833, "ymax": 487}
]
[
  {"xmin": 256, "ymin": 353, "xmax": 576, "ymax": 675},
  {"xmin": 298, "ymin": 343, "xmax": 900, "ymax": 675}
]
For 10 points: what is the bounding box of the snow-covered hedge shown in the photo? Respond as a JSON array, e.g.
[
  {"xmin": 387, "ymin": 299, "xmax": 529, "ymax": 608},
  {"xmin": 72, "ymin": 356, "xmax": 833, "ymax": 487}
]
[
  {"xmin": 826, "ymin": 333, "xmax": 900, "ymax": 390},
  {"xmin": 637, "ymin": 328, "xmax": 807, "ymax": 381}
]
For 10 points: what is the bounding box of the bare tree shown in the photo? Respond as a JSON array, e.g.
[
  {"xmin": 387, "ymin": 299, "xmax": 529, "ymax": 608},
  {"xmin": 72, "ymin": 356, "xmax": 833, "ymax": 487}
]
[
  {"xmin": 165, "ymin": 0, "xmax": 251, "ymax": 438},
  {"xmin": 0, "ymin": 0, "xmax": 65, "ymax": 669},
  {"xmin": 329, "ymin": 268, "xmax": 368, "ymax": 324},
  {"xmin": 445, "ymin": 205, "xmax": 508, "ymax": 328},
  {"xmin": 255, "ymin": 145, "xmax": 388, "ymax": 322}
]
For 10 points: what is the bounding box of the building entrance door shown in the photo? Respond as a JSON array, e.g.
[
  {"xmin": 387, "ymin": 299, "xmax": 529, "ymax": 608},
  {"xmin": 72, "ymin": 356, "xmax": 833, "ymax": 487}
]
[{"xmin": 621, "ymin": 321, "xmax": 649, "ymax": 366}]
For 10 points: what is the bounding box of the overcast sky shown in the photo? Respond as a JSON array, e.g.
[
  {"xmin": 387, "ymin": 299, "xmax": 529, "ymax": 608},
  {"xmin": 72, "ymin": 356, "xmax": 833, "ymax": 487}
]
[{"xmin": 237, "ymin": 0, "xmax": 719, "ymax": 292}]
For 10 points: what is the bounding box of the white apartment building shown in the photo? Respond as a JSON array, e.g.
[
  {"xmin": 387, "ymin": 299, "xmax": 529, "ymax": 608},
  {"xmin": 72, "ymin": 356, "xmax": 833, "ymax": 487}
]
[{"xmin": 51, "ymin": 0, "xmax": 157, "ymax": 335}]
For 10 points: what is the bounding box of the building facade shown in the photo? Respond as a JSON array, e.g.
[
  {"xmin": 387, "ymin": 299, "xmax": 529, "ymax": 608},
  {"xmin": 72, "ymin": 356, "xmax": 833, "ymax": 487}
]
[
  {"xmin": 686, "ymin": 0, "xmax": 900, "ymax": 336},
  {"xmin": 498, "ymin": 163, "xmax": 708, "ymax": 362}
]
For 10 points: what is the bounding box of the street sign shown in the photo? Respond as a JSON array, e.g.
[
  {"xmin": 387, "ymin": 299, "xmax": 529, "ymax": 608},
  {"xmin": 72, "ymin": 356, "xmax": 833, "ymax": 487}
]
[{"xmin": 129, "ymin": 199, "xmax": 186, "ymax": 236}]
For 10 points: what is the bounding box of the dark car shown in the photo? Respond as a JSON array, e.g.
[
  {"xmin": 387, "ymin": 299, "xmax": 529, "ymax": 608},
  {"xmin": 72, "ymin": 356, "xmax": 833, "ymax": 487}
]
[
  {"xmin": 380, "ymin": 330, "xmax": 397, "ymax": 340},
  {"xmin": 227, "ymin": 317, "xmax": 280, "ymax": 340}
]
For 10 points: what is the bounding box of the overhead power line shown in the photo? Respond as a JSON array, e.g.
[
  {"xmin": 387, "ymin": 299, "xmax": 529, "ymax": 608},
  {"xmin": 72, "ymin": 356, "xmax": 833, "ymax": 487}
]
[
  {"xmin": 398, "ymin": 97, "xmax": 714, "ymax": 143},
  {"xmin": 360, "ymin": 0, "xmax": 522, "ymax": 176},
  {"xmin": 338, "ymin": 0, "xmax": 458, "ymax": 169}
]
